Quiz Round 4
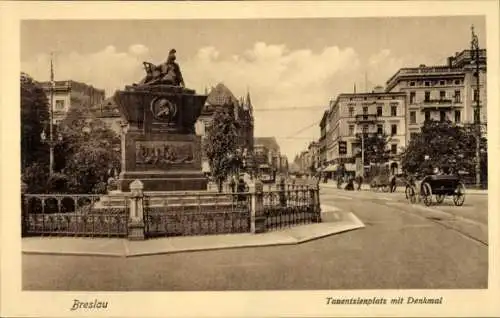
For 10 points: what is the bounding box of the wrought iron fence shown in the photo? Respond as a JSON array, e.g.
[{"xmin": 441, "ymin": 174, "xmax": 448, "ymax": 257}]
[
  {"xmin": 22, "ymin": 194, "xmax": 128, "ymax": 237},
  {"xmin": 263, "ymin": 184, "xmax": 320, "ymax": 231},
  {"xmin": 143, "ymin": 192, "xmax": 252, "ymax": 237}
]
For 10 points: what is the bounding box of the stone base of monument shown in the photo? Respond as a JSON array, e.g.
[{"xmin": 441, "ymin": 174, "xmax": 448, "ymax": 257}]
[{"xmin": 118, "ymin": 171, "xmax": 208, "ymax": 192}]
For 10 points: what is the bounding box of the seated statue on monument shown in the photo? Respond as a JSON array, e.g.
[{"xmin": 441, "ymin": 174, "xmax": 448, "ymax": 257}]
[{"xmin": 136, "ymin": 49, "xmax": 185, "ymax": 87}]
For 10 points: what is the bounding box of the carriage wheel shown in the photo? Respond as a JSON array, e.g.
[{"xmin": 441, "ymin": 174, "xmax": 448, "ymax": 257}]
[
  {"xmin": 421, "ymin": 182, "xmax": 433, "ymax": 206},
  {"xmin": 382, "ymin": 184, "xmax": 390, "ymax": 192},
  {"xmin": 405, "ymin": 185, "xmax": 416, "ymax": 204},
  {"xmin": 453, "ymin": 182, "xmax": 466, "ymax": 206},
  {"xmin": 435, "ymin": 194, "xmax": 445, "ymax": 204}
]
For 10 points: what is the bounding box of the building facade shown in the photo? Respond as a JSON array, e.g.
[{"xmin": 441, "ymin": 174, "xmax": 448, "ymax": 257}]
[
  {"xmin": 385, "ymin": 49, "xmax": 487, "ymax": 142},
  {"xmin": 90, "ymin": 97, "xmax": 124, "ymax": 135},
  {"xmin": 307, "ymin": 141, "xmax": 320, "ymax": 173},
  {"xmin": 40, "ymin": 80, "xmax": 106, "ymax": 124},
  {"xmin": 319, "ymin": 110, "xmax": 329, "ymax": 168},
  {"xmin": 195, "ymin": 83, "xmax": 255, "ymax": 173},
  {"xmin": 254, "ymin": 137, "xmax": 281, "ymax": 171},
  {"xmin": 325, "ymin": 89, "xmax": 407, "ymax": 173}
]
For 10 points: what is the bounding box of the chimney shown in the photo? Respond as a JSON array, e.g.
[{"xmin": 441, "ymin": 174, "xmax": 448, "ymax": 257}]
[{"xmin": 447, "ymin": 56, "xmax": 454, "ymax": 67}]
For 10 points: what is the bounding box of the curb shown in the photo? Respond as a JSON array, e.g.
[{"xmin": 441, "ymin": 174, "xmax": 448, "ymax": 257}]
[
  {"xmin": 22, "ymin": 251, "xmax": 125, "ymax": 258},
  {"xmin": 22, "ymin": 211, "xmax": 365, "ymax": 258}
]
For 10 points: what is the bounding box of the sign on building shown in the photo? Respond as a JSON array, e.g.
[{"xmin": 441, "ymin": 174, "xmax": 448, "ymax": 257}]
[{"xmin": 339, "ymin": 141, "xmax": 347, "ymax": 155}]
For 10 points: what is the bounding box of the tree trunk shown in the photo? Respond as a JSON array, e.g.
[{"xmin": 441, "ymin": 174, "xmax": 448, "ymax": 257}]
[{"xmin": 217, "ymin": 178, "xmax": 223, "ymax": 193}]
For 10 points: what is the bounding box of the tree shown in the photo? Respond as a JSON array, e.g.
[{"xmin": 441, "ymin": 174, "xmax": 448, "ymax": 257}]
[
  {"xmin": 204, "ymin": 107, "xmax": 240, "ymax": 192},
  {"xmin": 354, "ymin": 132, "xmax": 392, "ymax": 166},
  {"xmin": 56, "ymin": 105, "xmax": 121, "ymax": 194},
  {"xmin": 401, "ymin": 120, "xmax": 486, "ymax": 177},
  {"xmin": 20, "ymin": 72, "xmax": 50, "ymax": 170}
]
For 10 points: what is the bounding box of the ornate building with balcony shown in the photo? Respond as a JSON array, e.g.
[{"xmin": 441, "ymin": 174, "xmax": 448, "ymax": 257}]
[
  {"xmin": 324, "ymin": 89, "xmax": 407, "ymax": 173},
  {"xmin": 39, "ymin": 80, "xmax": 106, "ymax": 124},
  {"xmin": 385, "ymin": 49, "xmax": 487, "ymax": 141}
]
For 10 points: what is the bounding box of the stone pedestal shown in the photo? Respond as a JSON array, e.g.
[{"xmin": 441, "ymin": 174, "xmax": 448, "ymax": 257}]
[{"xmin": 113, "ymin": 84, "xmax": 208, "ymax": 192}]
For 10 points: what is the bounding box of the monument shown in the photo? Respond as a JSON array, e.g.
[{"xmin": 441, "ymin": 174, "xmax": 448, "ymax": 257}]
[{"xmin": 113, "ymin": 49, "xmax": 208, "ymax": 192}]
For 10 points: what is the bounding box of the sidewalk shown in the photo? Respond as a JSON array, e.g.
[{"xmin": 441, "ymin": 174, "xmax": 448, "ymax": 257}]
[
  {"xmin": 319, "ymin": 182, "xmax": 488, "ymax": 195},
  {"xmin": 22, "ymin": 205, "xmax": 365, "ymax": 258}
]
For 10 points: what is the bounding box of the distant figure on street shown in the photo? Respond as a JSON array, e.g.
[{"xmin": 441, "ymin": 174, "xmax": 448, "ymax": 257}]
[
  {"xmin": 355, "ymin": 174, "xmax": 363, "ymax": 191},
  {"xmin": 345, "ymin": 177, "xmax": 355, "ymax": 191},
  {"xmin": 229, "ymin": 176, "xmax": 236, "ymax": 193},
  {"xmin": 390, "ymin": 175, "xmax": 397, "ymax": 193},
  {"xmin": 237, "ymin": 178, "xmax": 248, "ymax": 203}
]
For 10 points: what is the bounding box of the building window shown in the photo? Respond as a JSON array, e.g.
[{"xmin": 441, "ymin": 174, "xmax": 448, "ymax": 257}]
[
  {"xmin": 348, "ymin": 125, "xmax": 354, "ymax": 136},
  {"xmin": 410, "ymin": 132, "xmax": 419, "ymax": 140},
  {"xmin": 377, "ymin": 124, "xmax": 383, "ymax": 135},
  {"xmin": 424, "ymin": 91, "xmax": 430, "ymax": 102},
  {"xmin": 410, "ymin": 111, "xmax": 416, "ymax": 124},
  {"xmin": 439, "ymin": 80, "xmax": 445, "ymax": 85},
  {"xmin": 440, "ymin": 111, "xmax": 446, "ymax": 122},
  {"xmin": 425, "ymin": 111, "xmax": 431, "ymax": 121},
  {"xmin": 363, "ymin": 106, "xmax": 368, "ymax": 115},
  {"xmin": 454, "ymin": 110, "xmax": 461, "ymax": 123},
  {"xmin": 55, "ymin": 100, "xmax": 65, "ymax": 110},
  {"xmin": 362, "ymin": 124, "xmax": 368, "ymax": 133},
  {"xmin": 439, "ymin": 91, "xmax": 446, "ymax": 100},
  {"xmin": 391, "ymin": 144, "xmax": 398, "ymax": 154},
  {"xmin": 473, "ymin": 89, "xmax": 479, "ymax": 101},
  {"xmin": 474, "ymin": 109, "xmax": 480, "ymax": 123},
  {"xmin": 454, "ymin": 79, "xmax": 461, "ymax": 85},
  {"xmin": 377, "ymin": 106, "xmax": 382, "ymax": 116},
  {"xmin": 425, "ymin": 81, "xmax": 430, "ymax": 87},
  {"xmin": 348, "ymin": 107, "xmax": 354, "ymax": 117},
  {"xmin": 409, "ymin": 92, "xmax": 416, "ymax": 104},
  {"xmin": 409, "ymin": 81, "xmax": 416, "ymax": 86},
  {"xmin": 391, "ymin": 124, "xmax": 397, "ymax": 135},
  {"xmin": 454, "ymin": 90, "xmax": 461, "ymax": 103},
  {"xmin": 391, "ymin": 105, "xmax": 397, "ymax": 116}
]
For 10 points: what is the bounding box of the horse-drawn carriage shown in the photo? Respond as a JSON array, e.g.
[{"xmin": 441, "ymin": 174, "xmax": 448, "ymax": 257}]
[{"xmin": 405, "ymin": 174, "xmax": 466, "ymax": 206}]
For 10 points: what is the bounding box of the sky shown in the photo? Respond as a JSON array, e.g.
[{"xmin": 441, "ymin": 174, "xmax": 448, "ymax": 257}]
[{"xmin": 20, "ymin": 17, "xmax": 486, "ymax": 160}]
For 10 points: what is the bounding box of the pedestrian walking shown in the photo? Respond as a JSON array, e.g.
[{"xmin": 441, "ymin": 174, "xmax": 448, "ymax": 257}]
[{"xmin": 229, "ymin": 176, "xmax": 236, "ymax": 193}]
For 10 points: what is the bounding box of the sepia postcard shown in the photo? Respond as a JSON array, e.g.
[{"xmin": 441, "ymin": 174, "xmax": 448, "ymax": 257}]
[{"xmin": 1, "ymin": 1, "xmax": 499, "ymax": 317}]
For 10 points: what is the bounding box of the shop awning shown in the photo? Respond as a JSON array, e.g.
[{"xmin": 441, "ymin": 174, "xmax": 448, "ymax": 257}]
[
  {"xmin": 344, "ymin": 163, "xmax": 356, "ymax": 171},
  {"xmin": 323, "ymin": 164, "xmax": 338, "ymax": 172}
]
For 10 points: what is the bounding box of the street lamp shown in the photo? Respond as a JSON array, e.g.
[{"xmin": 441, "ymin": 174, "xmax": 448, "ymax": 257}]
[
  {"xmin": 471, "ymin": 25, "xmax": 482, "ymax": 188},
  {"xmin": 40, "ymin": 128, "xmax": 63, "ymax": 175}
]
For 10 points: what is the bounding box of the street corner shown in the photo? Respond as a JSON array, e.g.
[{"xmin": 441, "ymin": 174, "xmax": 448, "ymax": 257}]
[{"xmin": 288, "ymin": 211, "xmax": 365, "ymax": 244}]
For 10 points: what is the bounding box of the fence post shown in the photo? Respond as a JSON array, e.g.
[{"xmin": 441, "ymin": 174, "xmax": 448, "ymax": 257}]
[
  {"xmin": 311, "ymin": 182, "xmax": 322, "ymax": 223},
  {"xmin": 128, "ymin": 179, "xmax": 145, "ymax": 240},
  {"xmin": 251, "ymin": 180, "xmax": 266, "ymax": 233},
  {"xmin": 279, "ymin": 177, "xmax": 287, "ymax": 207},
  {"xmin": 21, "ymin": 181, "xmax": 28, "ymax": 236}
]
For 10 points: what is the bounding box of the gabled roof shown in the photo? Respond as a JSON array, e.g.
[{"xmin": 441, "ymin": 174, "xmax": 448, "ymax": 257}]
[{"xmin": 205, "ymin": 83, "xmax": 239, "ymax": 106}]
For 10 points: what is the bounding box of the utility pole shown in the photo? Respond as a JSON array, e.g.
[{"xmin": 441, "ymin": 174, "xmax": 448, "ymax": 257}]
[
  {"xmin": 49, "ymin": 52, "xmax": 55, "ymax": 175},
  {"xmin": 471, "ymin": 25, "xmax": 482, "ymax": 188},
  {"xmin": 361, "ymin": 132, "xmax": 365, "ymax": 176}
]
